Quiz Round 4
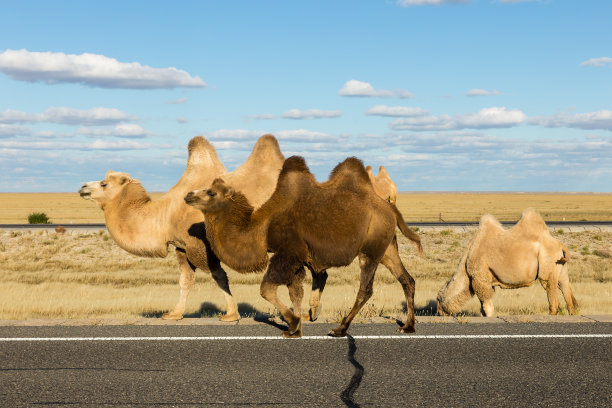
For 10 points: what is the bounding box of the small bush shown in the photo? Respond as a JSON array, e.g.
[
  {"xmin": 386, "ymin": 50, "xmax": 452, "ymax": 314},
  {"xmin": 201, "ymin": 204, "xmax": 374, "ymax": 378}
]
[
  {"xmin": 28, "ymin": 212, "xmax": 50, "ymax": 224},
  {"xmin": 556, "ymin": 229, "xmax": 564, "ymax": 235},
  {"xmin": 593, "ymin": 234, "xmax": 602, "ymax": 241}
]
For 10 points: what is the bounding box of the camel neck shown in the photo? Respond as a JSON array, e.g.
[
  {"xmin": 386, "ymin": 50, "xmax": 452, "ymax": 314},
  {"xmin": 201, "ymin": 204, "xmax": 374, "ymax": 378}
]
[{"xmin": 103, "ymin": 183, "xmax": 170, "ymax": 258}]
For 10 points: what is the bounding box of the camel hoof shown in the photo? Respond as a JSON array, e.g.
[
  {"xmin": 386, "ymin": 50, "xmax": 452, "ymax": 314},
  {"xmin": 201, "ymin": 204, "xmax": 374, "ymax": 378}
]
[
  {"xmin": 302, "ymin": 308, "xmax": 319, "ymax": 322},
  {"xmin": 397, "ymin": 326, "xmax": 416, "ymax": 334},
  {"xmin": 161, "ymin": 312, "xmax": 183, "ymax": 321},
  {"xmin": 219, "ymin": 312, "xmax": 240, "ymax": 322},
  {"xmin": 328, "ymin": 328, "xmax": 347, "ymax": 337},
  {"xmin": 282, "ymin": 329, "xmax": 302, "ymax": 339}
]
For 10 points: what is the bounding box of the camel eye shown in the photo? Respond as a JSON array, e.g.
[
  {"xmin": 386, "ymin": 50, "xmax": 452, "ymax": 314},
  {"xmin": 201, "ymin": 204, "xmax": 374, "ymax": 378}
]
[
  {"xmin": 101, "ymin": 182, "xmax": 108, "ymax": 188},
  {"xmin": 207, "ymin": 190, "xmax": 216, "ymax": 197}
]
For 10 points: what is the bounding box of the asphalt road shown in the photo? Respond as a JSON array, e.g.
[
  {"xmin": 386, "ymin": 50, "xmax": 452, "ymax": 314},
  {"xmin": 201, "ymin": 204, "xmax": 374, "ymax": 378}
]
[{"xmin": 1, "ymin": 322, "xmax": 610, "ymax": 407}]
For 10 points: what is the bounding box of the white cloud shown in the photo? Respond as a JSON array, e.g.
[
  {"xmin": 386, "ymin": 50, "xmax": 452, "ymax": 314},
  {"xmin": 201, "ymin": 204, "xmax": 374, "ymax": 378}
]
[
  {"xmin": 390, "ymin": 107, "xmax": 527, "ymax": 131},
  {"xmin": 166, "ymin": 97, "xmax": 188, "ymax": 104},
  {"xmin": 0, "ymin": 124, "xmax": 31, "ymax": 137},
  {"xmin": 276, "ymin": 129, "xmax": 336, "ymax": 142},
  {"xmin": 89, "ymin": 139, "xmax": 155, "ymax": 150},
  {"xmin": 77, "ymin": 124, "xmax": 152, "ymax": 138},
  {"xmin": 0, "ymin": 49, "xmax": 206, "ymax": 89},
  {"xmin": 251, "ymin": 114, "xmax": 277, "ymax": 120},
  {"xmin": 177, "ymin": 117, "xmax": 189, "ymax": 124},
  {"xmin": 0, "ymin": 107, "xmax": 137, "ymax": 126},
  {"xmin": 365, "ymin": 105, "xmax": 429, "ymax": 117},
  {"xmin": 397, "ymin": 0, "xmax": 470, "ymax": 6},
  {"xmin": 339, "ymin": 80, "xmax": 412, "ymax": 98},
  {"xmin": 466, "ymin": 88, "xmax": 501, "ymax": 96},
  {"xmin": 206, "ymin": 129, "xmax": 264, "ymax": 141},
  {"xmin": 282, "ymin": 109, "xmax": 342, "ymax": 119},
  {"xmin": 0, "ymin": 139, "xmax": 157, "ymax": 150},
  {"xmin": 580, "ymin": 57, "xmax": 612, "ymax": 67},
  {"xmin": 529, "ymin": 110, "xmax": 612, "ymax": 131},
  {"xmin": 204, "ymin": 128, "xmax": 336, "ymax": 144}
]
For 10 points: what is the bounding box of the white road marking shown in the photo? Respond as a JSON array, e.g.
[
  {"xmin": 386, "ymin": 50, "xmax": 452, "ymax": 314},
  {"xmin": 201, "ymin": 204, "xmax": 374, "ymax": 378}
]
[{"xmin": 0, "ymin": 334, "xmax": 610, "ymax": 342}]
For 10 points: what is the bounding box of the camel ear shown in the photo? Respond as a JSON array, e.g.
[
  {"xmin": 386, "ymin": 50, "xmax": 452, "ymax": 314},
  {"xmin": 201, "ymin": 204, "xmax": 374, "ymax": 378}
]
[
  {"xmin": 119, "ymin": 176, "xmax": 131, "ymax": 185},
  {"xmin": 224, "ymin": 187, "xmax": 234, "ymax": 199}
]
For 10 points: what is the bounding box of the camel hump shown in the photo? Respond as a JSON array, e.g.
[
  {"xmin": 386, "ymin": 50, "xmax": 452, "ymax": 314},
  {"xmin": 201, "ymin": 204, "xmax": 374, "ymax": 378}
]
[
  {"xmin": 365, "ymin": 165, "xmax": 373, "ymax": 175},
  {"xmin": 186, "ymin": 135, "xmax": 224, "ymax": 169},
  {"xmin": 479, "ymin": 214, "xmax": 502, "ymax": 231},
  {"xmin": 378, "ymin": 165, "xmax": 390, "ymax": 178},
  {"xmin": 188, "ymin": 136, "xmax": 212, "ymax": 154},
  {"xmin": 514, "ymin": 207, "xmax": 548, "ymax": 236},
  {"xmin": 281, "ymin": 156, "xmax": 311, "ymax": 175},
  {"xmin": 328, "ymin": 157, "xmax": 371, "ymax": 192},
  {"xmin": 237, "ymin": 134, "xmax": 285, "ymax": 171},
  {"xmin": 252, "ymin": 134, "xmax": 283, "ymax": 157}
]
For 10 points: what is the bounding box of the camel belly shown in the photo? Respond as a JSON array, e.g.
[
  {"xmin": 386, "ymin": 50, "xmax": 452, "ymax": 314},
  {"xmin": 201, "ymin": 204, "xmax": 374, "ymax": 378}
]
[{"xmin": 488, "ymin": 257, "xmax": 539, "ymax": 287}]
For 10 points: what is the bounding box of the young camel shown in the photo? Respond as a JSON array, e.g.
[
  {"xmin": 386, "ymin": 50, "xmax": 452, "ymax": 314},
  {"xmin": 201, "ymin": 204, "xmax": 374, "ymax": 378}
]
[
  {"xmin": 185, "ymin": 156, "xmax": 421, "ymax": 338},
  {"xmin": 437, "ymin": 208, "xmax": 577, "ymax": 316},
  {"xmin": 79, "ymin": 134, "xmax": 284, "ymax": 321}
]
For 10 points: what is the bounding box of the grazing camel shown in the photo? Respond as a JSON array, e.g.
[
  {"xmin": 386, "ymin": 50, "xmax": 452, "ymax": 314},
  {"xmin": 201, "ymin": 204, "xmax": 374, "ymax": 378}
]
[
  {"xmin": 365, "ymin": 165, "xmax": 398, "ymax": 204},
  {"xmin": 437, "ymin": 208, "xmax": 577, "ymax": 317},
  {"xmin": 185, "ymin": 156, "xmax": 422, "ymax": 337},
  {"xmin": 79, "ymin": 134, "xmax": 284, "ymax": 321}
]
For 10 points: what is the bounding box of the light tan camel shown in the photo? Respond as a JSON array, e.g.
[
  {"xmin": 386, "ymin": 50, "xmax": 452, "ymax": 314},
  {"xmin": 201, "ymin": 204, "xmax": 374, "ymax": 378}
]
[
  {"xmin": 437, "ymin": 208, "xmax": 577, "ymax": 316},
  {"xmin": 185, "ymin": 156, "xmax": 422, "ymax": 337},
  {"xmin": 366, "ymin": 165, "xmax": 398, "ymax": 204},
  {"xmin": 79, "ymin": 134, "xmax": 284, "ymax": 320}
]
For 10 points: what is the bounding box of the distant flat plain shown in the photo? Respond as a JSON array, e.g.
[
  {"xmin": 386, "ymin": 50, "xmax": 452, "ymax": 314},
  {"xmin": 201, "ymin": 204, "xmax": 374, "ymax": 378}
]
[{"xmin": 1, "ymin": 192, "xmax": 611, "ymax": 224}]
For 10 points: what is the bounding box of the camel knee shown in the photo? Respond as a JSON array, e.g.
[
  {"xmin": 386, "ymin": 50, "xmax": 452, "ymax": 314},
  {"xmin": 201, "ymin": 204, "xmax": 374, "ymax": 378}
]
[{"xmin": 259, "ymin": 280, "xmax": 276, "ymax": 301}]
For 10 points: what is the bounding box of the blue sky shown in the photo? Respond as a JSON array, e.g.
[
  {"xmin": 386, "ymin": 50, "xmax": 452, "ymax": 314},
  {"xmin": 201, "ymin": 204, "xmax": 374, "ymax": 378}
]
[{"xmin": 0, "ymin": 0, "xmax": 610, "ymax": 192}]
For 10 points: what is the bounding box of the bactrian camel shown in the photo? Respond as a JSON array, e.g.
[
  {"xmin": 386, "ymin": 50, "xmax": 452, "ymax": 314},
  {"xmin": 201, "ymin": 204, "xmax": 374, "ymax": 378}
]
[
  {"xmin": 437, "ymin": 208, "xmax": 577, "ymax": 317},
  {"xmin": 185, "ymin": 156, "xmax": 422, "ymax": 337},
  {"xmin": 79, "ymin": 134, "xmax": 284, "ymax": 321}
]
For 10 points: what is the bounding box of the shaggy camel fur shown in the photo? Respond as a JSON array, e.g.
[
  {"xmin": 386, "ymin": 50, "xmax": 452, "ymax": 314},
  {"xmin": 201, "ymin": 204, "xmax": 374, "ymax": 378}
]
[
  {"xmin": 437, "ymin": 208, "xmax": 577, "ymax": 317},
  {"xmin": 79, "ymin": 134, "xmax": 284, "ymax": 321},
  {"xmin": 365, "ymin": 165, "xmax": 398, "ymax": 205},
  {"xmin": 185, "ymin": 156, "xmax": 421, "ymax": 337}
]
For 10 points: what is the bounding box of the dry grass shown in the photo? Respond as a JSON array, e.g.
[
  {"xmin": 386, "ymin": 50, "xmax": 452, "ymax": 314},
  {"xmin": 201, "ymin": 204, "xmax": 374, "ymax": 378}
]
[
  {"xmin": 1, "ymin": 228, "xmax": 610, "ymax": 320},
  {"xmin": 396, "ymin": 192, "xmax": 612, "ymax": 222},
  {"xmin": 1, "ymin": 192, "xmax": 611, "ymax": 224}
]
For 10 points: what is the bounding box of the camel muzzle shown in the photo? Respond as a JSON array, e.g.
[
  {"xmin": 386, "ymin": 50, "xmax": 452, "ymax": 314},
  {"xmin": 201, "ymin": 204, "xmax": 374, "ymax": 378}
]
[
  {"xmin": 184, "ymin": 192, "xmax": 197, "ymax": 205},
  {"xmin": 78, "ymin": 186, "xmax": 92, "ymax": 199}
]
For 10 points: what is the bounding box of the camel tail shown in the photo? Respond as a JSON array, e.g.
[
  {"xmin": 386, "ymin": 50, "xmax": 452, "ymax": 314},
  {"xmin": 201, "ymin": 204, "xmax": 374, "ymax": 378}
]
[
  {"xmin": 558, "ymin": 243, "xmax": 570, "ymax": 264},
  {"xmin": 391, "ymin": 204, "xmax": 424, "ymax": 256}
]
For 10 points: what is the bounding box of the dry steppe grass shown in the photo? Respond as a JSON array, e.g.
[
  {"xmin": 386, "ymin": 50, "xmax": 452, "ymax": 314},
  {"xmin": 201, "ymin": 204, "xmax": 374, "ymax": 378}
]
[
  {"xmin": 1, "ymin": 227, "xmax": 610, "ymax": 320},
  {"xmin": 1, "ymin": 192, "xmax": 611, "ymax": 224}
]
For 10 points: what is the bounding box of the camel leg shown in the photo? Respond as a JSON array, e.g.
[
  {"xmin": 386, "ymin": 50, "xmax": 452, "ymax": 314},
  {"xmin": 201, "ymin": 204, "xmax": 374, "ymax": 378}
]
[
  {"xmin": 209, "ymin": 262, "xmax": 240, "ymax": 322},
  {"xmin": 558, "ymin": 263, "xmax": 577, "ymax": 314},
  {"xmin": 330, "ymin": 255, "xmax": 377, "ymax": 337},
  {"xmin": 260, "ymin": 255, "xmax": 303, "ymax": 338},
  {"xmin": 381, "ymin": 238, "xmax": 416, "ymax": 333},
  {"xmin": 285, "ymin": 267, "xmax": 306, "ymax": 338},
  {"xmin": 470, "ymin": 264, "xmax": 495, "ymax": 317},
  {"xmin": 539, "ymin": 273, "xmax": 560, "ymax": 315},
  {"xmin": 162, "ymin": 249, "xmax": 196, "ymax": 320},
  {"xmin": 303, "ymin": 269, "xmax": 328, "ymax": 322}
]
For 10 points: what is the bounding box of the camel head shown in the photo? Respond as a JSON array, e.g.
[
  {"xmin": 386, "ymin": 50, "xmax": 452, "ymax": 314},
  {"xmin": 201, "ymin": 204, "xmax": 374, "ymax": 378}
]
[
  {"xmin": 184, "ymin": 178, "xmax": 237, "ymax": 214},
  {"xmin": 79, "ymin": 170, "xmax": 134, "ymax": 207}
]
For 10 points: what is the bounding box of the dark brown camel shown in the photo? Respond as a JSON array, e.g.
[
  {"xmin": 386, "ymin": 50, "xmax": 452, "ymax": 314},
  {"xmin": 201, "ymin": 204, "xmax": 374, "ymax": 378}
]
[{"xmin": 185, "ymin": 156, "xmax": 420, "ymax": 338}]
